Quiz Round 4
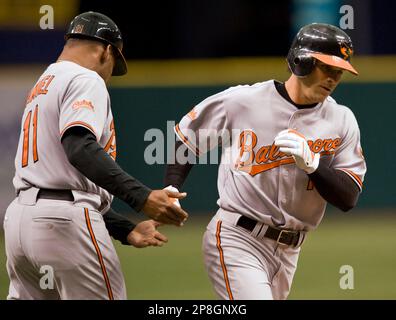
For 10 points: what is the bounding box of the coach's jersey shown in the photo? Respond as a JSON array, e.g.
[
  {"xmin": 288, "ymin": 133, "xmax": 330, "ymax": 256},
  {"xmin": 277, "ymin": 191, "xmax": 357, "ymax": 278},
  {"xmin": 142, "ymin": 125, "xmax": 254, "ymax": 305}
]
[
  {"xmin": 175, "ymin": 80, "xmax": 366, "ymax": 231},
  {"xmin": 13, "ymin": 61, "xmax": 117, "ymax": 212}
]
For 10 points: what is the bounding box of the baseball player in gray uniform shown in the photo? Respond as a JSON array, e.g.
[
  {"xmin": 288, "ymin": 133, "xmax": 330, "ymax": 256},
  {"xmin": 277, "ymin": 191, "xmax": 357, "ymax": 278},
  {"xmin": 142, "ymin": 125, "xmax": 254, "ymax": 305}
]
[
  {"xmin": 4, "ymin": 12, "xmax": 188, "ymax": 300},
  {"xmin": 164, "ymin": 23, "xmax": 366, "ymax": 299}
]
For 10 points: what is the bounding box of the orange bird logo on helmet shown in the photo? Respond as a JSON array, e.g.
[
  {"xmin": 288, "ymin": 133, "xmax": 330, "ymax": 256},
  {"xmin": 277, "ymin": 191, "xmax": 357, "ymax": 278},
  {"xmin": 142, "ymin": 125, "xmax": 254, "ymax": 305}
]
[{"xmin": 340, "ymin": 44, "xmax": 353, "ymax": 60}]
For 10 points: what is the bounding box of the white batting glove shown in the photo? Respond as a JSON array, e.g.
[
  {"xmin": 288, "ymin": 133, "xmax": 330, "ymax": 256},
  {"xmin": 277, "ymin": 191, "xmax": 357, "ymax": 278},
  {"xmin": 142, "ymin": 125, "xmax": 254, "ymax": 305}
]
[
  {"xmin": 274, "ymin": 129, "xmax": 320, "ymax": 174},
  {"xmin": 163, "ymin": 185, "xmax": 181, "ymax": 208}
]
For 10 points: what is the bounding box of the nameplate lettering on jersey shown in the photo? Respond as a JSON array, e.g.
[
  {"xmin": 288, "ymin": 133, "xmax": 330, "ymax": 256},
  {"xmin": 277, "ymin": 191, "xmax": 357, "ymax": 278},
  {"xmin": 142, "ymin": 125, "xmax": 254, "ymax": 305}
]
[
  {"xmin": 26, "ymin": 75, "xmax": 55, "ymax": 105},
  {"xmin": 235, "ymin": 130, "xmax": 341, "ymax": 176}
]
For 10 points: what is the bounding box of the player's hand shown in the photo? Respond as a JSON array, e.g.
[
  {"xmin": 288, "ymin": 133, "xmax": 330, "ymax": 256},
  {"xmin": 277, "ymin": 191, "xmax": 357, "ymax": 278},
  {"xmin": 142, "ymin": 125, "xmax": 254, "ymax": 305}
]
[
  {"xmin": 127, "ymin": 220, "xmax": 168, "ymax": 248},
  {"xmin": 142, "ymin": 189, "xmax": 188, "ymax": 226},
  {"xmin": 274, "ymin": 129, "xmax": 320, "ymax": 174}
]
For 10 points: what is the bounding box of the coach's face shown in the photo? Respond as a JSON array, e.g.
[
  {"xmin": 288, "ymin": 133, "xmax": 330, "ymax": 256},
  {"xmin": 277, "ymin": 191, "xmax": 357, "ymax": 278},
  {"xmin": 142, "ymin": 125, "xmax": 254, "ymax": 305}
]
[{"xmin": 302, "ymin": 60, "xmax": 344, "ymax": 103}]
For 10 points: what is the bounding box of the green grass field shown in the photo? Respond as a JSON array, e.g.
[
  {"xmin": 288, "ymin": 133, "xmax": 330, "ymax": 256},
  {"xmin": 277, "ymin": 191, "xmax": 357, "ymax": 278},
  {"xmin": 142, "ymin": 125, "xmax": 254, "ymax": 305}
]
[{"xmin": 0, "ymin": 212, "xmax": 395, "ymax": 299}]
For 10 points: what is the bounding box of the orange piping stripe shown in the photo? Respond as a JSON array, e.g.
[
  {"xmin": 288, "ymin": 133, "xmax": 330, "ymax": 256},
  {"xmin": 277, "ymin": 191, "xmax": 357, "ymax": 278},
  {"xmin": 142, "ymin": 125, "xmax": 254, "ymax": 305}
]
[
  {"xmin": 84, "ymin": 208, "xmax": 114, "ymax": 300},
  {"xmin": 216, "ymin": 221, "xmax": 234, "ymax": 300},
  {"xmin": 338, "ymin": 168, "xmax": 363, "ymax": 188},
  {"xmin": 175, "ymin": 124, "xmax": 201, "ymax": 156}
]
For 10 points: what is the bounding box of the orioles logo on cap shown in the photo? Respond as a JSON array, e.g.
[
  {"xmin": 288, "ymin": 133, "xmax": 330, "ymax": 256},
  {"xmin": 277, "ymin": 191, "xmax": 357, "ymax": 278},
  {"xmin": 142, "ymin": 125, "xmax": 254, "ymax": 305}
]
[
  {"xmin": 74, "ymin": 24, "xmax": 84, "ymax": 33},
  {"xmin": 340, "ymin": 44, "xmax": 353, "ymax": 60}
]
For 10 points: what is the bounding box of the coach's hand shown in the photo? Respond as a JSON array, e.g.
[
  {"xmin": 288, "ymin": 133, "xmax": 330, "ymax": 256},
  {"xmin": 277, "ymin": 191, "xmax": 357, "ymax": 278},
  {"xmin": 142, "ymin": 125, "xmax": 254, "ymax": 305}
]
[
  {"xmin": 274, "ymin": 129, "xmax": 320, "ymax": 174},
  {"xmin": 127, "ymin": 220, "xmax": 168, "ymax": 248},
  {"xmin": 142, "ymin": 189, "xmax": 188, "ymax": 226},
  {"xmin": 163, "ymin": 185, "xmax": 182, "ymax": 207}
]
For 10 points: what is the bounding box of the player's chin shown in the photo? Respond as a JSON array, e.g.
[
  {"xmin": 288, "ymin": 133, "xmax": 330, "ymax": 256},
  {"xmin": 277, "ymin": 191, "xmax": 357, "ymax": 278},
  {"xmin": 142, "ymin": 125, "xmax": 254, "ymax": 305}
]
[{"xmin": 314, "ymin": 89, "xmax": 331, "ymax": 102}]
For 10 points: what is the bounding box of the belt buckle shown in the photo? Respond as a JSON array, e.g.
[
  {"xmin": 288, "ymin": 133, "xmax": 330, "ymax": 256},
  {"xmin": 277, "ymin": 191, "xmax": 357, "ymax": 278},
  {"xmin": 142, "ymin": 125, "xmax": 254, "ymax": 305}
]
[
  {"xmin": 277, "ymin": 229, "xmax": 301, "ymax": 247},
  {"xmin": 276, "ymin": 229, "xmax": 286, "ymax": 244},
  {"xmin": 276, "ymin": 229, "xmax": 293, "ymax": 245}
]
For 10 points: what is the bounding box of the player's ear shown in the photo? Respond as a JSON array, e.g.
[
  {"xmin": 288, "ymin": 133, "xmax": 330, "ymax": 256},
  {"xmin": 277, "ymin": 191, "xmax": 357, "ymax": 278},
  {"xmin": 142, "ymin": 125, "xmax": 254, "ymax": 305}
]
[
  {"xmin": 99, "ymin": 44, "xmax": 112, "ymax": 64},
  {"xmin": 105, "ymin": 44, "xmax": 113, "ymax": 62}
]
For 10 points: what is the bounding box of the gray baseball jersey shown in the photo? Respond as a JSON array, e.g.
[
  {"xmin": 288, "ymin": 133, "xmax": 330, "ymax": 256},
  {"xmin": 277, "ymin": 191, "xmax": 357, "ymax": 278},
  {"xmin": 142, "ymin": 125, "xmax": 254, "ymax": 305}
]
[
  {"xmin": 175, "ymin": 80, "xmax": 366, "ymax": 299},
  {"xmin": 13, "ymin": 60, "xmax": 116, "ymax": 213},
  {"xmin": 175, "ymin": 80, "xmax": 366, "ymax": 231},
  {"xmin": 5, "ymin": 61, "xmax": 124, "ymax": 300}
]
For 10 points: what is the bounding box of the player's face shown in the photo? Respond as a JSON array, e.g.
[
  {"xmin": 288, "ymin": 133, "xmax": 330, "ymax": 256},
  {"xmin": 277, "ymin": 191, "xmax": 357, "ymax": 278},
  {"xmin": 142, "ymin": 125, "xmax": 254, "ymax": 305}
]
[{"xmin": 302, "ymin": 60, "xmax": 344, "ymax": 102}]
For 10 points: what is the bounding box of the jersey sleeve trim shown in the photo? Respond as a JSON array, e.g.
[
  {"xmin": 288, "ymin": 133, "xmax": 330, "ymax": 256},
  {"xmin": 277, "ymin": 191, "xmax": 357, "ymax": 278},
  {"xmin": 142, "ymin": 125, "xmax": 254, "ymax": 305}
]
[
  {"xmin": 60, "ymin": 121, "xmax": 98, "ymax": 140},
  {"xmin": 174, "ymin": 123, "xmax": 202, "ymax": 156},
  {"xmin": 336, "ymin": 168, "xmax": 363, "ymax": 191}
]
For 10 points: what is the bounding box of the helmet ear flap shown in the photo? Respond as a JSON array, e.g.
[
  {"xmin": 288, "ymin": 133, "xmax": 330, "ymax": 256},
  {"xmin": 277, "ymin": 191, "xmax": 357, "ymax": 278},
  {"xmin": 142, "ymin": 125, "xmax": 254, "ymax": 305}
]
[{"xmin": 287, "ymin": 50, "xmax": 315, "ymax": 77}]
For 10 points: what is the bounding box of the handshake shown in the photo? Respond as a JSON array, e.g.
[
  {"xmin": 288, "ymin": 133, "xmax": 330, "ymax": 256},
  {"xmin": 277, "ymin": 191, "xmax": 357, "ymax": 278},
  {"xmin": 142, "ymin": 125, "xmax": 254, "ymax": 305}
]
[
  {"xmin": 127, "ymin": 185, "xmax": 187, "ymax": 248},
  {"xmin": 141, "ymin": 185, "xmax": 187, "ymax": 227}
]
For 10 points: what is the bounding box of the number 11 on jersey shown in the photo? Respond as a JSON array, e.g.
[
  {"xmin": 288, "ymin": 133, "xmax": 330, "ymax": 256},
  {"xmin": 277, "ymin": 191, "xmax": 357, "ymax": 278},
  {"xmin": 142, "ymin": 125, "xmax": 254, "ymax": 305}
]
[{"xmin": 22, "ymin": 104, "xmax": 39, "ymax": 167}]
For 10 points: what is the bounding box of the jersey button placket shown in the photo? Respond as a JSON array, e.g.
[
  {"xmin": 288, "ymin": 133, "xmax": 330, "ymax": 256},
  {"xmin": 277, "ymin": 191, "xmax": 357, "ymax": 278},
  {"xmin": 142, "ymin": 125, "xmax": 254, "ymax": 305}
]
[
  {"xmin": 293, "ymin": 115, "xmax": 298, "ymax": 130},
  {"xmin": 289, "ymin": 111, "xmax": 301, "ymax": 131},
  {"xmin": 278, "ymin": 166, "xmax": 288, "ymax": 209},
  {"xmin": 279, "ymin": 112, "xmax": 299, "ymax": 209}
]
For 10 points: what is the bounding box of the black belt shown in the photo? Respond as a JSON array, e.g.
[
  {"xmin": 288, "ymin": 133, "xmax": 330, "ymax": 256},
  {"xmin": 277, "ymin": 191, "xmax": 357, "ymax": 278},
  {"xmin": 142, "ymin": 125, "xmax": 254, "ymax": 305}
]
[
  {"xmin": 237, "ymin": 215, "xmax": 300, "ymax": 247},
  {"xmin": 37, "ymin": 189, "xmax": 74, "ymax": 201}
]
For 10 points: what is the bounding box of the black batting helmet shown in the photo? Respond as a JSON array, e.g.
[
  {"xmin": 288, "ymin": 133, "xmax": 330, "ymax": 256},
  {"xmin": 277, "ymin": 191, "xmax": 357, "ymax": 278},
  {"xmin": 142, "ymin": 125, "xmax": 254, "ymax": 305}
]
[
  {"xmin": 65, "ymin": 11, "xmax": 127, "ymax": 76},
  {"xmin": 287, "ymin": 23, "xmax": 358, "ymax": 77}
]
